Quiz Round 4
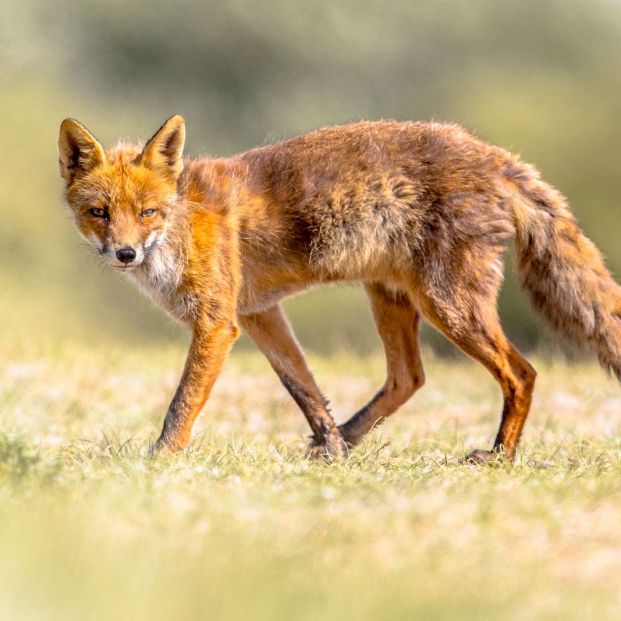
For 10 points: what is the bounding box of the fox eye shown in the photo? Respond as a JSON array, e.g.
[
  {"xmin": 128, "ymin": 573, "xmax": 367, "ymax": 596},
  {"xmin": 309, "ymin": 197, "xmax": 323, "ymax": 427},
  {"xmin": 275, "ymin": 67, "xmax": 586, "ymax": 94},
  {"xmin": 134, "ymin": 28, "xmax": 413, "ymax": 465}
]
[
  {"xmin": 89, "ymin": 207, "xmax": 107, "ymax": 218},
  {"xmin": 141, "ymin": 208, "xmax": 157, "ymax": 218}
]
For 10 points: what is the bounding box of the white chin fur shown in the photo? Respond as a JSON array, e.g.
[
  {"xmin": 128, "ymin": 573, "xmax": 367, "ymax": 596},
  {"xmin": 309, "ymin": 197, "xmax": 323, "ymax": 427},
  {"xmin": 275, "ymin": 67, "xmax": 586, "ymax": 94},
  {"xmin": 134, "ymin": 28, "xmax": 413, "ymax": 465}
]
[{"xmin": 111, "ymin": 261, "xmax": 141, "ymax": 271}]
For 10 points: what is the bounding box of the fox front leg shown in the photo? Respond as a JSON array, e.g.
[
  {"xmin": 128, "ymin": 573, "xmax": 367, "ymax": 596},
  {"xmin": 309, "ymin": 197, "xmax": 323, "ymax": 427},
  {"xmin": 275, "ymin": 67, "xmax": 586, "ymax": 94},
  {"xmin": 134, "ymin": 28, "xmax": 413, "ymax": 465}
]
[
  {"xmin": 240, "ymin": 305, "xmax": 347, "ymax": 459},
  {"xmin": 152, "ymin": 317, "xmax": 239, "ymax": 454}
]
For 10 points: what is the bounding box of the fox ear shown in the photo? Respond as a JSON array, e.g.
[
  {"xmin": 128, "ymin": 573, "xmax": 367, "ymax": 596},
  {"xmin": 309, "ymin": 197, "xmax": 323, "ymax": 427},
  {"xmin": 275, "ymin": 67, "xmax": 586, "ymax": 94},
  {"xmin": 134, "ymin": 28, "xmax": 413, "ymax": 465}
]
[
  {"xmin": 139, "ymin": 115, "xmax": 186, "ymax": 181},
  {"xmin": 58, "ymin": 119, "xmax": 106, "ymax": 185}
]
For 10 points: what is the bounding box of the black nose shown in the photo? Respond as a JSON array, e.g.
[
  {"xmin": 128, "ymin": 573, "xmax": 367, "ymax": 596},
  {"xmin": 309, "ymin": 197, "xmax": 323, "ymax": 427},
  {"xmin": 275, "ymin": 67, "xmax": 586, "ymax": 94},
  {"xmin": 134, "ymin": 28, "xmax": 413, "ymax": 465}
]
[{"xmin": 116, "ymin": 247, "xmax": 137, "ymax": 264}]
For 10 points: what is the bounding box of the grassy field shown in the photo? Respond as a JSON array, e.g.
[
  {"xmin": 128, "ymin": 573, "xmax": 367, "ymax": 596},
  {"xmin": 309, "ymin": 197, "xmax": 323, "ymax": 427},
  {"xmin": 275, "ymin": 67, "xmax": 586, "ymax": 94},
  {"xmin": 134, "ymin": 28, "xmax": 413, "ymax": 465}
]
[{"xmin": 1, "ymin": 341, "xmax": 621, "ymax": 620}]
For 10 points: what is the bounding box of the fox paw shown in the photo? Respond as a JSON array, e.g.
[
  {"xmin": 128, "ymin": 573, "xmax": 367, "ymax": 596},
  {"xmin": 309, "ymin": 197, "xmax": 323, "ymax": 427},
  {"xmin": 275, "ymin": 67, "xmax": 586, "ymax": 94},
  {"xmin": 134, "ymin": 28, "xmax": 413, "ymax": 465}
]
[
  {"xmin": 308, "ymin": 430, "xmax": 348, "ymax": 461},
  {"xmin": 149, "ymin": 435, "xmax": 185, "ymax": 457},
  {"xmin": 338, "ymin": 427, "xmax": 363, "ymax": 449},
  {"xmin": 462, "ymin": 449, "xmax": 505, "ymax": 465}
]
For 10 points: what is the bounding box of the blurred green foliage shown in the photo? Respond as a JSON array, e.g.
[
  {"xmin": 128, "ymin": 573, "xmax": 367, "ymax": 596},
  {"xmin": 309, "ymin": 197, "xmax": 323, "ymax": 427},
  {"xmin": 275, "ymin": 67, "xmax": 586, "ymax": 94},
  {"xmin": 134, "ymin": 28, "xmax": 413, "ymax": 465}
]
[{"xmin": 1, "ymin": 0, "xmax": 620, "ymax": 354}]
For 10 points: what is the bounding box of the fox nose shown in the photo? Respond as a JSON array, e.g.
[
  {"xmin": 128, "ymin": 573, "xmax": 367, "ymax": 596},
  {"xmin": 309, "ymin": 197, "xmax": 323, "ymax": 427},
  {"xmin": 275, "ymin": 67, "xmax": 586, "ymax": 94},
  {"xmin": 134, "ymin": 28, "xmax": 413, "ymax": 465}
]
[{"xmin": 116, "ymin": 246, "xmax": 137, "ymax": 264}]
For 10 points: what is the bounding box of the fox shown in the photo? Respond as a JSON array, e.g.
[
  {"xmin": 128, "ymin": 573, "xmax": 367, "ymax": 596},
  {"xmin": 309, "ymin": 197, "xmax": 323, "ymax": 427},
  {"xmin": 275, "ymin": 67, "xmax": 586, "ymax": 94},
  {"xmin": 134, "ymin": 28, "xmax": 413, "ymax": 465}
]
[{"xmin": 57, "ymin": 115, "xmax": 621, "ymax": 462}]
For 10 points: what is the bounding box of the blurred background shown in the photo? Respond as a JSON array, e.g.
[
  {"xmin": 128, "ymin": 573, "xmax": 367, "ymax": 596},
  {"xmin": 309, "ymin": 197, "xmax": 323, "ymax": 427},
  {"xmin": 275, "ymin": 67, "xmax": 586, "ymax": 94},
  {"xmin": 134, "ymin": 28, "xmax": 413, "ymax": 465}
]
[{"xmin": 1, "ymin": 0, "xmax": 620, "ymax": 355}]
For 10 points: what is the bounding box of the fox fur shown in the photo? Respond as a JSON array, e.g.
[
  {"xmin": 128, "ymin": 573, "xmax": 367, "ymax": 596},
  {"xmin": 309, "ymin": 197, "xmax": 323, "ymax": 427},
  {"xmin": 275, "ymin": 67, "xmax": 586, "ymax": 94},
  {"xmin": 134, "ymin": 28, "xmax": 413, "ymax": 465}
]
[{"xmin": 58, "ymin": 116, "xmax": 621, "ymax": 461}]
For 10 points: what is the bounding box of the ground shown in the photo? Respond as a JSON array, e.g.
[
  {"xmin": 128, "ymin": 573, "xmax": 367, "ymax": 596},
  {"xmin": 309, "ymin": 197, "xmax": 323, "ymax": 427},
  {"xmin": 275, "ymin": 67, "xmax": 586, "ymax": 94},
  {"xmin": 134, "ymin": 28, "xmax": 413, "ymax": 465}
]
[{"xmin": 1, "ymin": 341, "xmax": 620, "ymax": 620}]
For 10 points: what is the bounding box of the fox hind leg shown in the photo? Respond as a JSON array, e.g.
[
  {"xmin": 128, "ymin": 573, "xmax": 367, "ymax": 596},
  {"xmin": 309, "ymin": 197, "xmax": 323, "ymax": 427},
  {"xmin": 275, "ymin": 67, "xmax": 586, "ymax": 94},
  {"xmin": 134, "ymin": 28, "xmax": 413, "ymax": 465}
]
[
  {"xmin": 339, "ymin": 283, "xmax": 425, "ymax": 446},
  {"xmin": 416, "ymin": 287, "xmax": 536, "ymax": 462}
]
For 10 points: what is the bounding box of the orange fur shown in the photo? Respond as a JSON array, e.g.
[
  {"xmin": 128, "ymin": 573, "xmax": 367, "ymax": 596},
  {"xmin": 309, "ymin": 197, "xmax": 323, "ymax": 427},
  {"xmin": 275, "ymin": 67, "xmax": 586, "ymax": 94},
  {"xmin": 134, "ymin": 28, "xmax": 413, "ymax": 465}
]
[{"xmin": 58, "ymin": 116, "xmax": 621, "ymax": 461}]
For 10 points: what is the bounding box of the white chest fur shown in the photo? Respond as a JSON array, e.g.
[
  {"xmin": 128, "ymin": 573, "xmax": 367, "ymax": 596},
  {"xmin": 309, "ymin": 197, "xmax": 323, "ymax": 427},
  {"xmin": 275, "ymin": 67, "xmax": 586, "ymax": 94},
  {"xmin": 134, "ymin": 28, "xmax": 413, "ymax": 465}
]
[{"xmin": 126, "ymin": 242, "xmax": 195, "ymax": 321}]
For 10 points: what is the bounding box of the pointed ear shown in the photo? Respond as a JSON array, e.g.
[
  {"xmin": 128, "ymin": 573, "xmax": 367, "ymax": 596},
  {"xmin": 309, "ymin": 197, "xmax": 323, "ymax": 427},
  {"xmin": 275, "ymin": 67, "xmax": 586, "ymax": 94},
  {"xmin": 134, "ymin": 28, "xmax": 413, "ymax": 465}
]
[
  {"xmin": 138, "ymin": 115, "xmax": 186, "ymax": 181},
  {"xmin": 58, "ymin": 119, "xmax": 106, "ymax": 185}
]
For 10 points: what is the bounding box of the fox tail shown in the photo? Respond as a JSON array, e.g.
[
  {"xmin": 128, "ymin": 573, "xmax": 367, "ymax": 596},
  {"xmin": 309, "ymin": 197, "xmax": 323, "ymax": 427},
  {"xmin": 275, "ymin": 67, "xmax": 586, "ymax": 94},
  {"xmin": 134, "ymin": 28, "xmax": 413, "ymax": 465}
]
[{"xmin": 504, "ymin": 156, "xmax": 621, "ymax": 381}]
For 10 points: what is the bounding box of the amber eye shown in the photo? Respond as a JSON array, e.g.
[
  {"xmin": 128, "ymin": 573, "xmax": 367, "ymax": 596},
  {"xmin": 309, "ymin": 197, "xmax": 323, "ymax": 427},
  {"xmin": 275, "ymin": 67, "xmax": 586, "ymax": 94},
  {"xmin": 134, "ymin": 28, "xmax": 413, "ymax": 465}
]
[
  {"xmin": 89, "ymin": 207, "xmax": 107, "ymax": 218},
  {"xmin": 141, "ymin": 208, "xmax": 157, "ymax": 218}
]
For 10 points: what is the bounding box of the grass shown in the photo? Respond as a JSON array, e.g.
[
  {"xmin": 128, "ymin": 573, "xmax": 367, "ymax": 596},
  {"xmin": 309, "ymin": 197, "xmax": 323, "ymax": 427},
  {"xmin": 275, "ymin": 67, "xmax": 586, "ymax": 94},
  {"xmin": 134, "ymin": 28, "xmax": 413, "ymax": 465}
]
[{"xmin": 1, "ymin": 340, "xmax": 621, "ymax": 620}]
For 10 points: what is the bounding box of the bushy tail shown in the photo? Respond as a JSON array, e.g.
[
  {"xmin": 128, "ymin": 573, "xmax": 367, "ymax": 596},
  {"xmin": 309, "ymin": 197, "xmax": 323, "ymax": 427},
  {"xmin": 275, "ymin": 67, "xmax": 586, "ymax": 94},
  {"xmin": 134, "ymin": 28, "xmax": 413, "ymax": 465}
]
[{"xmin": 504, "ymin": 156, "xmax": 621, "ymax": 381}]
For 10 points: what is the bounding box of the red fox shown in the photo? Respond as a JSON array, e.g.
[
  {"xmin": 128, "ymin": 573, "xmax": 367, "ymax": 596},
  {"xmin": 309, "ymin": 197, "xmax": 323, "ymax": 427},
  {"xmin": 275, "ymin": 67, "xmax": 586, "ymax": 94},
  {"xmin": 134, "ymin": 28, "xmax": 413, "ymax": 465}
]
[{"xmin": 58, "ymin": 116, "xmax": 621, "ymax": 462}]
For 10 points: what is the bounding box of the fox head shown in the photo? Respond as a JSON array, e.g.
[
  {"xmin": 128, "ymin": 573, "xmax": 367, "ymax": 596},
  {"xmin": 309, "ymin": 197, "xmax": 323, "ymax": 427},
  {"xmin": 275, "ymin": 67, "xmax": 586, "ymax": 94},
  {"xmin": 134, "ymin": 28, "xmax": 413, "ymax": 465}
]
[{"xmin": 58, "ymin": 115, "xmax": 185, "ymax": 270}]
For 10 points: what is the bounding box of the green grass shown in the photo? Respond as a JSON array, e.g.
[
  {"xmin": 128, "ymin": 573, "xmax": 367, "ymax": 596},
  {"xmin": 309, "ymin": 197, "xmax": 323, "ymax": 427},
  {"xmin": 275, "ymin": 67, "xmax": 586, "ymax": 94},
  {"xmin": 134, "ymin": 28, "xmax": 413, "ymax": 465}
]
[{"xmin": 1, "ymin": 341, "xmax": 621, "ymax": 620}]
